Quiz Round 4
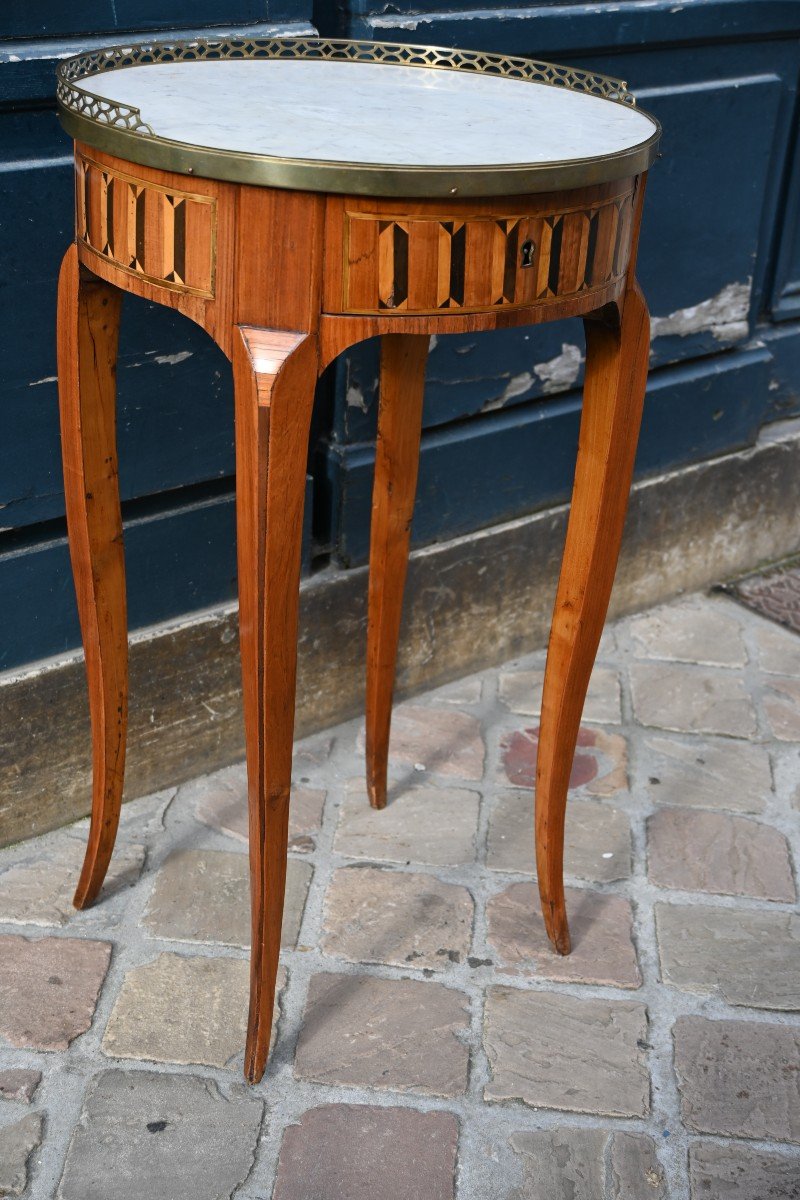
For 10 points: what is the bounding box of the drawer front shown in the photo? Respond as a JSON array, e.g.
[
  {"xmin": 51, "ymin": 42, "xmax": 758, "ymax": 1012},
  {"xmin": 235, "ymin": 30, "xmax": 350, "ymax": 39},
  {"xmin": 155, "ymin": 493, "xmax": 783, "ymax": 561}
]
[
  {"xmin": 76, "ymin": 152, "xmax": 217, "ymax": 299},
  {"xmin": 340, "ymin": 183, "xmax": 635, "ymax": 316}
]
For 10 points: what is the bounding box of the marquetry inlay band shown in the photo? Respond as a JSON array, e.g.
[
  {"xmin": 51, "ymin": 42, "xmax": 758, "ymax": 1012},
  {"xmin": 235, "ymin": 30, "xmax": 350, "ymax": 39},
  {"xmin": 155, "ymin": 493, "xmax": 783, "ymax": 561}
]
[
  {"xmin": 76, "ymin": 154, "xmax": 216, "ymax": 298},
  {"xmin": 342, "ymin": 186, "xmax": 635, "ymax": 315}
]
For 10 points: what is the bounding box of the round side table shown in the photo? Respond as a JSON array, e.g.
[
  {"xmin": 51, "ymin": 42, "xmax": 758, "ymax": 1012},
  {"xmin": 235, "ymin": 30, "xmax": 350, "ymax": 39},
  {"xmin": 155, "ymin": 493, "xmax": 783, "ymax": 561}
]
[{"xmin": 55, "ymin": 37, "xmax": 660, "ymax": 1083}]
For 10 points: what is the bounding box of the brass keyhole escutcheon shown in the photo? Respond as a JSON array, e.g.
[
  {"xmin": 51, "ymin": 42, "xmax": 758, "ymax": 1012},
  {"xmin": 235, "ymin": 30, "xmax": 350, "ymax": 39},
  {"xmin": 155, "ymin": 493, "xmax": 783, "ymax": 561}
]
[{"xmin": 520, "ymin": 240, "xmax": 535, "ymax": 268}]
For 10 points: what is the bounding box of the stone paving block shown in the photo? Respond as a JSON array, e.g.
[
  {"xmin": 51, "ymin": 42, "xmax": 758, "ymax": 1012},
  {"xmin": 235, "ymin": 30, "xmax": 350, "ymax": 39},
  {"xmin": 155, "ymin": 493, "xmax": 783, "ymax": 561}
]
[
  {"xmin": 321, "ymin": 866, "xmax": 473, "ymax": 970},
  {"xmin": 484, "ymin": 987, "xmax": 649, "ymax": 1116},
  {"xmin": 674, "ymin": 1016, "xmax": 800, "ymax": 1141},
  {"xmin": 753, "ymin": 619, "xmax": 800, "ymax": 678},
  {"xmin": 68, "ymin": 788, "xmax": 172, "ymax": 842},
  {"xmin": 584, "ymin": 732, "xmax": 628, "ymax": 798},
  {"xmin": 142, "ymin": 848, "xmax": 311, "ymax": 949},
  {"xmin": 772, "ymin": 746, "xmax": 800, "ymax": 812},
  {"xmin": 116, "ymin": 787, "xmax": 176, "ymax": 833},
  {"xmin": 487, "ymin": 883, "xmax": 641, "ymax": 988},
  {"xmin": 763, "ymin": 676, "xmax": 800, "ymax": 741},
  {"xmin": 630, "ymin": 663, "xmax": 757, "ymax": 737},
  {"xmin": 357, "ymin": 704, "xmax": 485, "ymax": 780},
  {"xmin": 56, "ymin": 1069, "xmax": 263, "ymax": 1200},
  {"xmin": 629, "ymin": 600, "xmax": 747, "ymax": 666},
  {"xmin": 0, "ymin": 1070, "xmax": 41, "ymax": 1104},
  {"xmin": 0, "ymin": 839, "xmax": 145, "ymax": 926},
  {"xmin": 648, "ymin": 808, "xmax": 795, "ymax": 900},
  {"xmin": 597, "ymin": 626, "xmax": 618, "ymax": 659},
  {"xmin": 273, "ymin": 1104, "xmax": 458, "ymax": 1200},
  {"xmin": 101, "ymin": 952, "xmax": 282, "ymax": 1069},
  {"xmin": 610, "ymin": 1131, "xmax": 668, "ymax": 1199},
  {"xmin": 0, "ymin": 1111, "xmax": 43, "ymax": 1197},
  {"xmin": 689, "ymin": 1139, "xmax": 800, "ymax": 1199},
  {"xmin": 193, "ymin": 763, "xmax": 325, "ymax": 852},
  {"xmin": 294, "ymin": 972, "xmax": 470, "ymax": 1096},
  {"xmin": 335, "ymin": 783, "xmax": 480, "ymax": 866},
  {"xmin": 644, "ymin": 735, "xmax": 771, "ymax": 813},
  {"xmin": 293, "ymin": 734, "xmax": 334, "ymax": 771},
  {"xmin": 656, "ymin": 904, "xmax": 800, "ymax": 1010},
  {"xmin": 499, "ymin": 666, "xmax": 622, "ymax": 724},
  {"xmin": 487, "ymin": 790, "xmax": 631, "ymax": 882},
  {"xmin": 500, "ymin": 725, "xmax": 628, "ymax": 797},
  {"xmin": 0, "ymin": 935, "xmax": 111, "ymax": 1051},
  {"xmin": 507, "ymin": 1129, "xmax": 666, "ymax": 1200},
  {"xmin": 428, "ymin": 677, "xmax": 483, "ymax": 706}
]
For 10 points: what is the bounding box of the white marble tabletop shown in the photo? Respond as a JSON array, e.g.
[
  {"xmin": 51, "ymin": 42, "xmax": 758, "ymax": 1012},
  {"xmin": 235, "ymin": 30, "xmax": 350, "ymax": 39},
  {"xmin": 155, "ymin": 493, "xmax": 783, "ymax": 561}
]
[{"xmin": 83, "ymin": 59, "xmax": 658, "ymax": 168}]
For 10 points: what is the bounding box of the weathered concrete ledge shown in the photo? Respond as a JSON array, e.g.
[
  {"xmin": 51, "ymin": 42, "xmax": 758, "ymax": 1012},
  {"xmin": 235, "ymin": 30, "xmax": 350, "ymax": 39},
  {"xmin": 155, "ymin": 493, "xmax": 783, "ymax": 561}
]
[{"xmin": 2, "ymin": 422, "xmax": 799, "ymax": 847}]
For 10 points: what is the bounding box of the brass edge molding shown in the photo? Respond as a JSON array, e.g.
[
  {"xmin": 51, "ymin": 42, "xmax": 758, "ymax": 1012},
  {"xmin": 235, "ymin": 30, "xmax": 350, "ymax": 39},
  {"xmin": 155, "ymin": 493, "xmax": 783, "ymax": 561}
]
[
  {"xmin": 60, "ymin": 109, "xmax": 659, "ymax": 199},
  {"xmin": 57, "ymin": 37, "xmax": 661, "ymax": 198}
]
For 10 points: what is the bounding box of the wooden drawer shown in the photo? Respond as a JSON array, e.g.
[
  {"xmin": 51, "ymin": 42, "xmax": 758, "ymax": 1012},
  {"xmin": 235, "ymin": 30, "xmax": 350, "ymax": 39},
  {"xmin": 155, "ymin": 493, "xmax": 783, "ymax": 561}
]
[{"xmin": 326, "ymin": 179, "xmax": 636, "ymax": 317}]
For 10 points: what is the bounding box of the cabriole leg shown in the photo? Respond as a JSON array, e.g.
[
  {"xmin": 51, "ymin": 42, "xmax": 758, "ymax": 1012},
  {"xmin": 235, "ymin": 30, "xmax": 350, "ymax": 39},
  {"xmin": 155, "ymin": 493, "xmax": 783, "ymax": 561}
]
[
  {"xmin": 233, "ymin": 325, "xmax": 318, "ymax": 1083},
  {"xmin": 365, "ymin": 333, "xmax": 429, "ymax": 809},
  {"xmin": 535, "ymin": 281, "xmax": 650, "ymax": 954},
  {"xmin": 57, "ymin": 245, "xmax": 127, "ymax": 910}
]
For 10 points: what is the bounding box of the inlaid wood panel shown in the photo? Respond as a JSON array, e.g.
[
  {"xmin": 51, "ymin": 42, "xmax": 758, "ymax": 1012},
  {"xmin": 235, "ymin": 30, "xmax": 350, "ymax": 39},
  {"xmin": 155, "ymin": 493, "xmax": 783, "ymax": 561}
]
[
  {"xmin": 340, "ymin": 185, "xmax": 635, "ymax": 316},
  {"xmin": 76, "ymin": 154, "xmax": 217, "ymax": 298}
]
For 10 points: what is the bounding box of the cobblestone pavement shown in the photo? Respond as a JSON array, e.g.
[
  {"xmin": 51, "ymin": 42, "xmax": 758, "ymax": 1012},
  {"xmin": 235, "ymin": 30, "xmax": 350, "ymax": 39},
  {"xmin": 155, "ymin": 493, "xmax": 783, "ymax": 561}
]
[{"xmin": 1, "ymin": 590, "xmax": 799, "ymax": 1199}]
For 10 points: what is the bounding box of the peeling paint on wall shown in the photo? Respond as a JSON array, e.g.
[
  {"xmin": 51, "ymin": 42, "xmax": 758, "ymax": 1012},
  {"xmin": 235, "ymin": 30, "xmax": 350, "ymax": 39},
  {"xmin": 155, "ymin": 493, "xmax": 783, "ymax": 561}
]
[
  {"xmin": 153, "ymin": 350, "xmax": 194, "ymax": 366},
  {"xmin": 500, "ymin": 371, "xmax": 534, "ymax": 404},
  {"xmin": 481, "ymin": 370, "xmax": 531, "ymax": 413},
  {"xmin": 534, "ymin": 342, "xmax": 584, "ymax": 394},
  {"xmin": 481, "ymin": 342, "xmax": 584, "ymax": 412},
  {"xmin": 650, "ymin": 282, "xmax": 751, "ymax": 344},
  {"xmin": 346, "ymin": 384, "xmax": 369, "ymax": 413},
  {"xmin": 372, "ymin": 16, "xmax": 424, "ymax": 31}
]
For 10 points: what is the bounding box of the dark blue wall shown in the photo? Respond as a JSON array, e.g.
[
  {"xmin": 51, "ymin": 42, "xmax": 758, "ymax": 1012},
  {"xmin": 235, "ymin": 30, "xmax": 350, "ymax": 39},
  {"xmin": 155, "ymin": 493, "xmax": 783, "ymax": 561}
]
[
  {"xmin": 0, "ymin": 6, "xmax": 316, "ymax": 670},
  {"xmin": 2, "ymin": 1, "xmax": 800, "ymax": 669}
]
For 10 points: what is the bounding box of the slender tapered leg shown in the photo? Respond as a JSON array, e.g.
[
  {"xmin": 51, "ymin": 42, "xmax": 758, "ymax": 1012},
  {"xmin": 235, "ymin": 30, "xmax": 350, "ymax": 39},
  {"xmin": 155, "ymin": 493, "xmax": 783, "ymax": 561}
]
[
  {"xmin": 365, "ymin": 334, "xmax": 429, "ymax": 809},
  {"xmin": 57, "ymin": 245, "xmax": 127, "ymax": 910},
  {"xmin": 536, "ymin": 280, "xmax": 650, "ymax": 954},
  {"xmin": 233, "ymin": 326, "xmax": 318, "ymax": 1084}
]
